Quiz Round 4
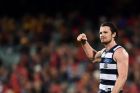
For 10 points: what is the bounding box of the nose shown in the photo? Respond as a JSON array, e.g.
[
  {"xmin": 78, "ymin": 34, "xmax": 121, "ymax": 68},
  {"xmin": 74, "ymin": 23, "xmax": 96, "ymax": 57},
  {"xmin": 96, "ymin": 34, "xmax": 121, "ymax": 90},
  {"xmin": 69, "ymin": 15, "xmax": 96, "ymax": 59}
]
[
  {"xmin": 100, "ymin": 33, "xmax": 105, "ymax": 39},
  {"xmin": 100, "ymin": 33, "xmax": 104, "ymax": 37}
]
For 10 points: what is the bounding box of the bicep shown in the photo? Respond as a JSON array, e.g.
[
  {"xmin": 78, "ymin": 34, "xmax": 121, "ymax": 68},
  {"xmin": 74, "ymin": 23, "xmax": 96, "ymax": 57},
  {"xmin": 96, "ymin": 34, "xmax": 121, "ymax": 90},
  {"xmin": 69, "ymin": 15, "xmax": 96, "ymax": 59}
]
[{"xmin": 115, "ymin": 48, "xmax": 129, "ymax": 78}]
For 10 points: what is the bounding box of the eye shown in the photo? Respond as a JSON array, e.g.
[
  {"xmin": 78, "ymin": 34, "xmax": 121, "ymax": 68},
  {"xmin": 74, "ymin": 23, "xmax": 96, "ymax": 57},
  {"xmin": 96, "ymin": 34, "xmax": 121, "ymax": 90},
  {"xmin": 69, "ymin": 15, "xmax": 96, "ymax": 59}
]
[
  {"xmin": 99, "ymin": 32, "xmax": 102, "ymax": 34},
  {"xmin": 103, "ymin": 31, "xmax": 108, "ymax": 33}
]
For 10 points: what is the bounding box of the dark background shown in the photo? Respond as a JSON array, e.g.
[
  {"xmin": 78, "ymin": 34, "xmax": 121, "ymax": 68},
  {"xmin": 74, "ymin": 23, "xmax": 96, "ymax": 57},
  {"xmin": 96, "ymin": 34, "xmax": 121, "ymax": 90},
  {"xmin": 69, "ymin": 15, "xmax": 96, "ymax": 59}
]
[{"xmin": 0, "ymin": 0, "xmax": 140, "ymax": 17}]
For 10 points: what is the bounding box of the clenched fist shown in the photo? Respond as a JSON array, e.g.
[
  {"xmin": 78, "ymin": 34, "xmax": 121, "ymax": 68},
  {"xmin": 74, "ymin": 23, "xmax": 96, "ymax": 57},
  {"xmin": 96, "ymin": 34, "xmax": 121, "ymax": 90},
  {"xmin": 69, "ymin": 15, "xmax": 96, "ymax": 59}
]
[{"xmin": 77, "ymin": 33, "xmax": 87, "ymax": 42}]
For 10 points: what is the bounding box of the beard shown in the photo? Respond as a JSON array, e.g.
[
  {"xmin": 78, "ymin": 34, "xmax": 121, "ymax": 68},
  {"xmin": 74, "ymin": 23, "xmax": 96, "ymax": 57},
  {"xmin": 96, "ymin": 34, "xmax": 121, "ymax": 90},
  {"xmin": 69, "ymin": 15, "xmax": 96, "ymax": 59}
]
[{"xmin": 101, "ymin": 39, "xmax": 112, "ymax": 45}]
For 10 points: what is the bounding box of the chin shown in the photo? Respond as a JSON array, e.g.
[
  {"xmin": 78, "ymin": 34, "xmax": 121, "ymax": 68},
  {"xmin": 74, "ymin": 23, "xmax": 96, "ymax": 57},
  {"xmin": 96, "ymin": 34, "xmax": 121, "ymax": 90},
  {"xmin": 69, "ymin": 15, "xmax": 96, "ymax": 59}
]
[{"xmin": 101, "ymin": 41, "xmax": 110, "ymax": 45}]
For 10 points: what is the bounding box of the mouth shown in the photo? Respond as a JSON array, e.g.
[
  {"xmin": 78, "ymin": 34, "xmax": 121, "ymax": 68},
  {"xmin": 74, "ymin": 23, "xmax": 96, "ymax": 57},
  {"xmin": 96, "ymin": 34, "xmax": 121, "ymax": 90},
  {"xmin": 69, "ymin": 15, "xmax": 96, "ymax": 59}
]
[
  {"xmin": 100, "ymin": 38, "xmax": 107, "ymax": 42},
  {"xmin": 100, "ymin": 37, "xmax": 105, "ymax": 40}
]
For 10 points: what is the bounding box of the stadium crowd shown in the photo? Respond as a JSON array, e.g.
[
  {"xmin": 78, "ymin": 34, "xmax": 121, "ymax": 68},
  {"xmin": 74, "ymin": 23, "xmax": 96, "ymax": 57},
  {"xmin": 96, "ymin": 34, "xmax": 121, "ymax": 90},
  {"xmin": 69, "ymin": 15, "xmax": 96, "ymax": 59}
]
[{"xmin": 0, "ymin": 12, "xmax": 140, "ymax": 93}]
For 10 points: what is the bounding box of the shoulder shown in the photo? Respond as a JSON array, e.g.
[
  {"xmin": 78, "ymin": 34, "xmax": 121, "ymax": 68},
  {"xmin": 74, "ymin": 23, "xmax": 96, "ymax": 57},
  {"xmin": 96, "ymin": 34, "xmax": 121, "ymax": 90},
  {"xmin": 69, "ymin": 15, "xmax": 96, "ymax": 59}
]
[
  {"xmin": 95, "ymin": 48, "xmax": 106, "ymax": 58},
  {"xmin": 114, "ymin": 47, "xmax": 129, "ymax": 62},
  {"xmin": 114, "ymin": 47, "xmax": 129, "ymax": 56},
  {"xmin": 98, "ymin": 48, "xmax": 106, "ymax": 54},
  {"xmin": 91, "ymin": 48, "xmax": 105, "ymax": 63}
]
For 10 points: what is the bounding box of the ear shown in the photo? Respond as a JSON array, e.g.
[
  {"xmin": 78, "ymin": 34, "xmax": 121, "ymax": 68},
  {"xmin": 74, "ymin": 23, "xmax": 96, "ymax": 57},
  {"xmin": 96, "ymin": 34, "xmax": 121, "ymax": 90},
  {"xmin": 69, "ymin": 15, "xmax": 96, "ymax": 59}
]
[{"xmin": 112, "ymin": 32, "xmax": 116, "ymax": 38}]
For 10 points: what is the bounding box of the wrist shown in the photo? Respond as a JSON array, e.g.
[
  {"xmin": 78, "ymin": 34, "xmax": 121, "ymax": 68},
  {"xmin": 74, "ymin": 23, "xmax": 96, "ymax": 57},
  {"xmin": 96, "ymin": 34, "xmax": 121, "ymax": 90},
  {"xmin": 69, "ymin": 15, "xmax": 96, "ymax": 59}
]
[{"xmin": 81, "ymin": 40, "xmax": 87, "ymax": 45}]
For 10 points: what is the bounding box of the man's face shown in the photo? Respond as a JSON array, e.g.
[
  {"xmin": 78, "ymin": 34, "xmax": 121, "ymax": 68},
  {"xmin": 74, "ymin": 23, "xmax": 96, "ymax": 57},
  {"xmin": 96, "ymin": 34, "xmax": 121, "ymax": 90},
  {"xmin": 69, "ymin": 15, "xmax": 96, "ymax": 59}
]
[{"xmin": 99, "ymin": 26, "xmax": 115, "ymax": 44}]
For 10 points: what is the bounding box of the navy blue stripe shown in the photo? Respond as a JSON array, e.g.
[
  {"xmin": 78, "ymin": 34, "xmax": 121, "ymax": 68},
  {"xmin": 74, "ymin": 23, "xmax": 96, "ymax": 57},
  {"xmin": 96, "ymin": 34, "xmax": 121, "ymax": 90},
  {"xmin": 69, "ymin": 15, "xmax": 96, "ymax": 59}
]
[
  {"xmin": 109, "ymin": 45, "xmax": 119, "ymax": 52},
  {"xmin": 99, "ymin": 89, "xmax": 123, "ymax": 93},
  {"xmin": 100, "ymin": 58, "xmax": 116, "ymax": 64},
  {"xmin": 100, "ymin": 69, "xmax": 118, "ymax": 74},
  {"xmin": 100, "ymin": 79, "xmax": 116, "ymax": 85}
]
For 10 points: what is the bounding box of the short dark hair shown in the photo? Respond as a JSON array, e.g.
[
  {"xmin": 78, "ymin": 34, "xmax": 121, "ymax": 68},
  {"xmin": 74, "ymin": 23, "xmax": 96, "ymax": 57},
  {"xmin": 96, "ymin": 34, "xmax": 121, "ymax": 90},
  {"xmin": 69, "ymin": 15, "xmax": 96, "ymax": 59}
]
[{"xmin": 101, "ymin": 22, "xmax": 118, "ymax": 40}]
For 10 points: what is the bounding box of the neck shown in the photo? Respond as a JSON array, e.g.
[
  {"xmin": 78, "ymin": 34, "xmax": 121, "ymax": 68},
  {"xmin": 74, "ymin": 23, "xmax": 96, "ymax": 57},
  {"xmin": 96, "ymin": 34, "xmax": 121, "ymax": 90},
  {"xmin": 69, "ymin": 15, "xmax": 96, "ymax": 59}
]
[{"xmin": 104, "ymin": 40, "xmax": 117, "ymax": 51}]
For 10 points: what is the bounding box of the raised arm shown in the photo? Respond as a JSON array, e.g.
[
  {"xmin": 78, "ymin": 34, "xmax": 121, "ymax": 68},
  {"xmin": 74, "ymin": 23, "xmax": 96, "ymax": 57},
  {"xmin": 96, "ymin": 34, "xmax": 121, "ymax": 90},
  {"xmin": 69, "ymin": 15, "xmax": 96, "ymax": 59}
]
[{"xmin": 77, "ymin": 33, "xmax": 103, "ymax": 63}]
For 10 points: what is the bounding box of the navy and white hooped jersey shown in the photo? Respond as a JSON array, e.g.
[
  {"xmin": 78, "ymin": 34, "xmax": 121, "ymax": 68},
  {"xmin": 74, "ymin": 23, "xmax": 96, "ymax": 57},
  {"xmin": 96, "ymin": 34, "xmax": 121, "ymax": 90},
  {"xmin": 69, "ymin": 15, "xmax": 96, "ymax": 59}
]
[{"xmin": 99, "ymin": 45, "xmax": 122, "ymax": 92}]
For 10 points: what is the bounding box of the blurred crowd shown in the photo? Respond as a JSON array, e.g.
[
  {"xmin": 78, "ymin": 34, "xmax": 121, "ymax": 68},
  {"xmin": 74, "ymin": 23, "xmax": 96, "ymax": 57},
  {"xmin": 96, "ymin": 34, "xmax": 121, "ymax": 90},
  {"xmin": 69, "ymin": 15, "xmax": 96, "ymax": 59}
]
[{"xmin": 0, "ymin": 12, "xmax": 140, "ymax": 93}]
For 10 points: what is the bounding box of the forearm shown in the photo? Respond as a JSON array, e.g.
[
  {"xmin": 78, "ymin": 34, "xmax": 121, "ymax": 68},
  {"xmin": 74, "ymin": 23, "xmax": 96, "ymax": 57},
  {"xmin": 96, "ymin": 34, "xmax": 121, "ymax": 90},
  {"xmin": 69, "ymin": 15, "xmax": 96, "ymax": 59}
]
[
  {"xmin": 112, "ymin": 77, "xmax": 127, "ymax": 93},
  {"xmin": 81, "ymin": 41, "xmax": 97, "ymax": 59}
]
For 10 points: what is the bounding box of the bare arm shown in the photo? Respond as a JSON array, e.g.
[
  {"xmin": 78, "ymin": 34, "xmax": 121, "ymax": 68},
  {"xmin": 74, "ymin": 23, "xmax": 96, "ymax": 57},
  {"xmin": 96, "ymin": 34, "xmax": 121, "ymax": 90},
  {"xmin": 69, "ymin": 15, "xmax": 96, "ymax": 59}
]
[
  {"xmin": 112, "ymin": 48, "xmax": 129, "ymax": 93},
  {"xmin": 77, "ymin": 33, "xmax": 103, "ymax": 63},
  {"xmin": 81, "ymin": 40, "xmax": 97, "ymax": 61}
]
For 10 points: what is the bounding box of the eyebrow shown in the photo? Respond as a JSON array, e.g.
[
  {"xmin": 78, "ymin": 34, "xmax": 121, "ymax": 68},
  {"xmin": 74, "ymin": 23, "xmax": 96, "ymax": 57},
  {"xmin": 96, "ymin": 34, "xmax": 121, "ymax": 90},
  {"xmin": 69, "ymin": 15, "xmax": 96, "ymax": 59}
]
[{"xmin": 99, "ymin": 31, "xmax": 108, "ymax": 33}]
